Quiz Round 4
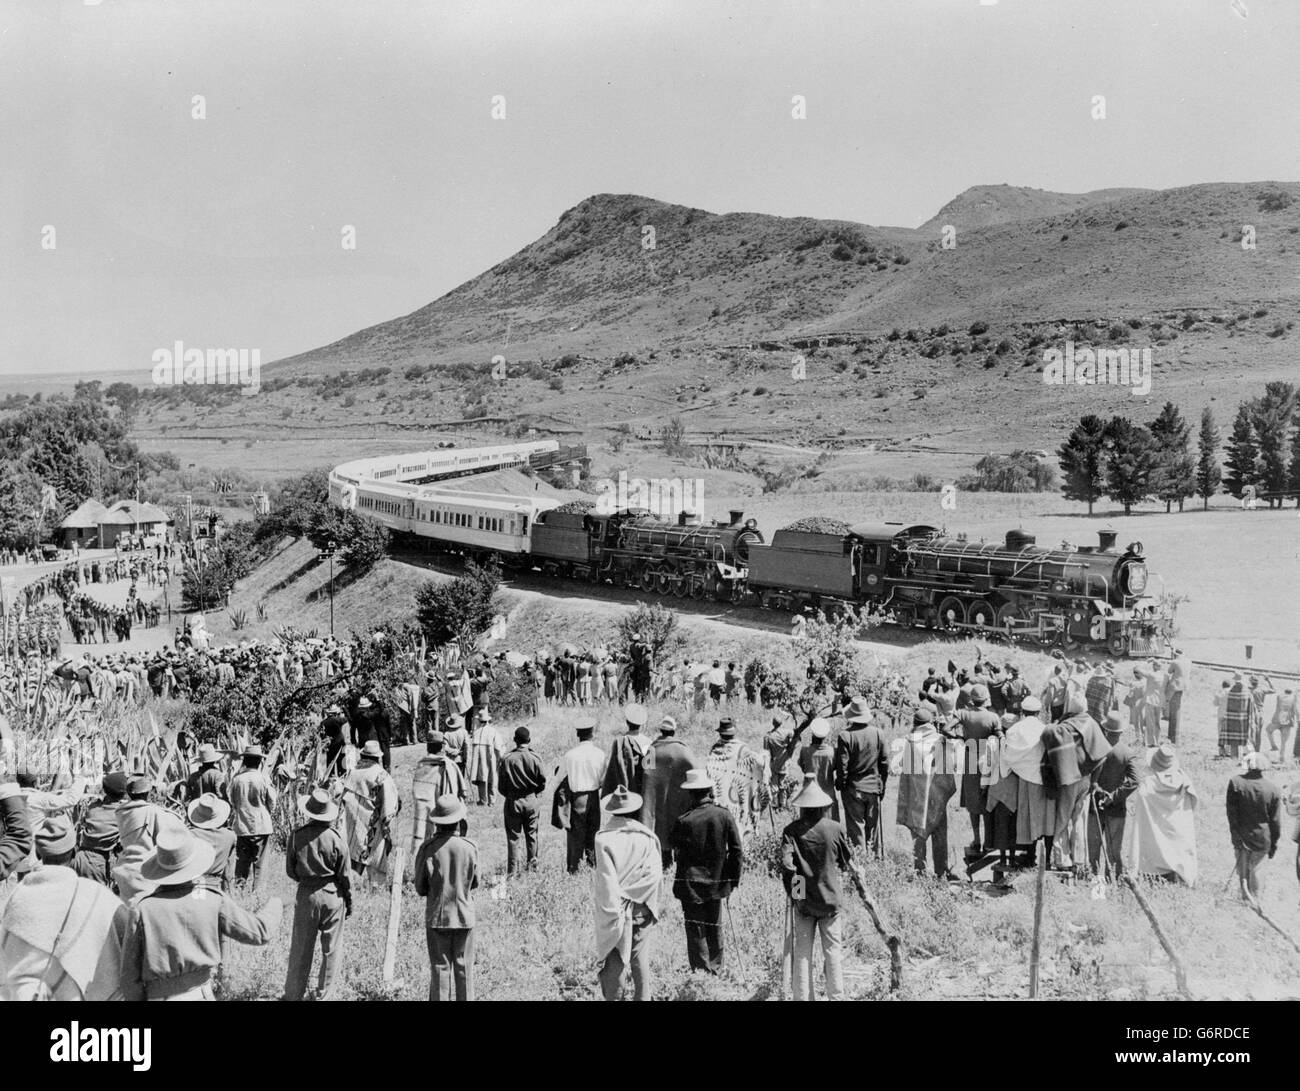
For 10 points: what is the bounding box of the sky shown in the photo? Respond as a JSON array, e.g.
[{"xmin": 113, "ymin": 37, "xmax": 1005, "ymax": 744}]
[{"xmin": 1, "ymin": 0, "xmax": 1297, "ymax": 378}]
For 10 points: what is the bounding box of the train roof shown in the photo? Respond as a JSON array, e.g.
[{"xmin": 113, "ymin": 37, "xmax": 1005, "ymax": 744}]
[{"xmin": 848, "ymin": 522, "xmax": 938, "ymax": 542}]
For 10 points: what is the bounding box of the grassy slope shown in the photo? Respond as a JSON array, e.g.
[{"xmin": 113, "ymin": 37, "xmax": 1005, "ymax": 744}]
[{"xmin": 213, "ymin": 538, "xmax": 1300, "ymax": 1002}]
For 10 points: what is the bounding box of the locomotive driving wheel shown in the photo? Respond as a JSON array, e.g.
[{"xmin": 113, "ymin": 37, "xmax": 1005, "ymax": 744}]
[
  {"xmin": 967, "ymin": 599, "xmax": 996, "ymax": 630},
  {"xmin": 936, "ymin": 595, "xmax": 967, "ymax": 628},
  {"xmin": 995, "ymin": 601, "xmax": 1027, "ymax": 635},
  {"xmin": 671, "ymin": 575, "xmax": 688, "ymax": 598},
  {"xmin": 639, "ymin": 568, "xmax": 656, "ymax": 592},
  {"xmin": 656, "ymin": 571, "xmax": 673, "ymax": 595},
  {"xmin": 1107, "ymin": 631, "xmax": 1129, "ymax": 657}
]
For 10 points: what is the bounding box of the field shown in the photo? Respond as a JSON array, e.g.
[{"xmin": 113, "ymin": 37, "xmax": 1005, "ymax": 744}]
[
  {"xmin": 199, "ymin": 490, "xmax": 1300, "ymax": 1002},
  {"xmin": 216, "ymin": 682, "xmax": 1300, "ymax": 1003}
]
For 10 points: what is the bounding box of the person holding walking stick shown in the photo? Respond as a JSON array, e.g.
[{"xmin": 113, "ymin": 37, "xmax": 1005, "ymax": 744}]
[{"xmin": 780, "ymin": 772, "xmax": 854, "ymax": 1001}]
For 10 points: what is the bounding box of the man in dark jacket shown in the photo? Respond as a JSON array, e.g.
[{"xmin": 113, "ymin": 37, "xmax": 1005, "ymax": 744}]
[
  {"xmin": 642, "ymin": 716, "xmax": 698, "ymax": 867},
  {"xmin": 834, "ymin": 697, "xmax": 889, "ymax": 855},
  {"xmin": 283, "ymin": 788, "xmax": 351, "ymax": 1001},
  {"xmin": 669, "ymin": 770, "xmax": 743, "ymax": 974},
  {"xmin": 498, "ymin": 727, "xmax": 548, "ymax": 874},
  {"xmin": 601, "ymin": 703, "xmax": 650, "ymax": 796},
  {"xmin": 1225, "ymin": 752, "xmax": 1282, "ymax": 903},
  {"xmin": 1088, "ymin": 712, "xmax": 1141, "ymax": 876},
  {"xmin": 0, "ymin": 781, "xmax": 33, "ymax": 882},
  {"xmin": 942, "ymin": 684, "xmax": 1002, "ymax": 855},
  {"xmin": 73, "ymin": 771, "xmax": 129, "ymax": 886}
]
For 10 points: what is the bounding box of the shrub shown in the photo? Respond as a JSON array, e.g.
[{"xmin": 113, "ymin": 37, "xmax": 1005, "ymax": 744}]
[
  {"xmin": 1258, "ymin": 190, "xmax": 1294, "ymax": 212},
  {"xmin": 1109, "ymin": 324, "xmax": 1128, "ymax": 341},
  {"xmin": 968, "ymin": 320, "xmax": 989, "ymax": 336},
  {"xmin": 1114, "ymin": 220, "xmax": 1129, "ymax": 231}
]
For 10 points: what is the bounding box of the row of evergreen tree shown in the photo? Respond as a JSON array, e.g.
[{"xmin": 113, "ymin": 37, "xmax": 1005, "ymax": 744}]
[{"xmin": 1057, "ymin": 382, "xmax": 1299, "ymax": 515}]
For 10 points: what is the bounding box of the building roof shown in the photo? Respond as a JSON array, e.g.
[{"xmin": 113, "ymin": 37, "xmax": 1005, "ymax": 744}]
[
  {"xmin": 60, "ymin": 498, "xmax": 110, "ymax": 529},
  {"xmin": 100, "ymin": 499, "xmax": 171, "ymax": 526}
]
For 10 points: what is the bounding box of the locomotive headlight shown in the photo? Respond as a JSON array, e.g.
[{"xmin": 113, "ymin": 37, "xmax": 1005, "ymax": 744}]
[{"xmin": 1125, "ymin": 561, "xmax": 1147, "ymax": 595}]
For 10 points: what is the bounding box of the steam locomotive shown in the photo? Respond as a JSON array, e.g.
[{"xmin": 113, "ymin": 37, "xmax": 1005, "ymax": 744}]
[
  {"xmin": 746, "ymin": 522, "xmax": 1173, "ymax": 657},
  {"xmin": 333, "ymin": 445, "xmax": 1174, "ymax": 656},
  {"xmin": 529, "ymin": 507, "xmax": 764, "ymax": 600}
]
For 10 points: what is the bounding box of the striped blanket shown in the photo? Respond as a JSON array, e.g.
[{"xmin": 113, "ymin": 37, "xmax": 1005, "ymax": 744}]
[{"xmin": 1220, "ymin": 687, "xmax": 1259, "ymax": 748}]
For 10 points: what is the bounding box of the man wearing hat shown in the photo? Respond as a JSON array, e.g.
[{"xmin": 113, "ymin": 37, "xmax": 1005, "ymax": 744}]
[
  {"xmin": 594, "ymin": 786, "xmax": 662, "ymax": 1001},
  {"xmin": 1085, "ymin": 662, "xmax": 1117, "ymax": 731},
  {"xmin": 763, "ymin": 714, "xmax": 800, "ymax": 810},
  {"xmin": 896, "ymin": 707, "xmax": 958, "ymax": 879},
  {"xmin": 413, "ymin": 794, "xmax": 478, "ymax": 1001},
  {"xmin": 72, "ymin": 771, "xmax": 128, "ymax": 886},
  {"xmin": 187, "ymin": 793, "xmax": 235, "ymax": 893},
  {"xmin": 342, "ymin": 739, "xmax": 399, "ymax": 888},
  {"xmin": 320, "ymin": 703, "xmax": 351, "ymax": 777},
  {"xmin": 283, "ymin": 788, "xmax": 351, "ymax": 1001},
  {"xmin": 229, "ymin": 745, "xmax": 278, "ymax": 893},
  {"xmin": 122, "ymin": 819, "xmax": 283, "ymax": 1001},
  {"xmin": 799, "ymin": 719, "xmax": 838, "ymax": 821},
  {"xmin": 442, "ymin": 712, "xmax": 470, "ymax": 775},
  {"xmin": 1087, "ymin": 712, "xmax": 1141, "ymax": 877},
  {"xmin": 642, "ymin": 716, "xmax": 699, "ymax": 868},
  {"xmin": 602, "ymin": 702, "xmax": 651, "ymax": 796},
  {"xmin": 942, "ymin": 684, "xmax": 1001, "ymax": 857},
  {"xmin": 410, "ymin": 731, "xmax": 468, "ymax": 859},
  {"xmin": 707, "ymin": 718, "xmax": 768, "ymax": 841},
  {"xmin": 498, "ymin": 726, "xmax": 549, "ymax": 874},
  {"xmin": 1041, "ymin": 693, "xmax": 1110, "ymax": 869},
  {"xmin": 185, "ymin": 743, "xmax": 226, "ymax": 803},
  {"xmin": 466, "ymin": 710, "xmax": 503, "ymax": 806},
  {"xmin": 781, "ymin": 772, "xmax": 856, "ymax": 1001},
  {"xmin": 0, "ymin": 824, "xmax": 137, "ymax": 1000},
  {"xmin": 117, "ymin": 775, "xmax": 165, "ymax": 855},
  {"xmin": 835, "ymin": 697, "xmax": 890, "ymax": 855},
  {"xmin": 1001, "ymin": 665, "xmax": 1028, "ymax": 716},
  {"xmin": 1225, "ymin": 752, "xmax": 1282, "ymax": 903},
  {"xmin": 1121, "ymin": 743, "xmax": 1199, "ymax": 885},
  {"xmin": 558, "ymin": 724, "xmax": 607, "ymax": 873},
  {"xmin": 669, "ymin": 769, "xmax": 743, "ymax": 974}
]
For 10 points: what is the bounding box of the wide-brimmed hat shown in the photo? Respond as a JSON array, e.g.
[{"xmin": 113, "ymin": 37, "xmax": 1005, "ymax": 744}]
[
  {"xmin": 102, "ymin": 771, "xmax": 130, "ymax": 798},
  {"xmin": 298, "ymin": 787, "xmax": 338, "ymax": 824},
  {"xmin": 357, "ymin": 696, "xmax": 373, "ymax": 709},
  {"xmin": 681, "ymin": 769, "xmax": 714, "ymax": 791},
  {"xmin": 359, "ymin": 740, "xmax": 383, "ymax": 760},
  {"xmin": 790, "ymin": 772, "xmax": 833, "ymax": 810},
  {"xmin": 478, "ymin": 710, "xmax": 493, "ymax": 724},
  {"xmin": 431, "ymin": 794, "xmax": 467, "ymax": 826},
  {"xmin": 1244, "ymin": 751, "xmax": 1270, "ymax": 773},
  {"xmin": 140, "ymin": 821, "xmax": 216, "ymax": 886},
  {"xmin": 912, "ymin": 707, "xmax": 935, "ymax": 727},
  {"xmin": 602, "ymin": 786, "xmax": 643, "ymax": 815},
  {"xmin": 1102, "ymin": 712, "xmax": 1124, "ymax": 737},
  {"xmin": 623, "ymin": 703, "xmax": 648, "ymax": 727},
  {"xmin": 717, "ymin": 718, "xmax": 736, "ymax": 738},
  {"xmin": 35, "ymin": 814, "xmax": 76, "ymax": 859},
  {"xmin": 324, "ymin": 704, "xmax": 344, "ymax": 716},
  {"xmin": 845, "ymin": 697, "xmax": 873, "ymax": 724},
  {"xmin": 659, "ymin": 715, "xmax": 678, "ymax": 734},
  {"xmin": 809, "ymin": 718, "xmax": 831, "ymax": 740},
  {"xmin": 576, "ymin": 723, "xmax": 596, "ymax": 737},
  {"xmin": 242, "ymin": 745, "xmax": 263, "ymax": 759},
  {"xmin": 969, "ymin": 684, "xmax": 990, "ymax": 707},
  {"xmin": 1148, "ymin": 743, "xmax": 1177, "ymax": 774},
  {"xmin": 197, "ymin": 743, "xmax": 220, "ymax": 764},
  {"xmin": 1020, "ymin": 695, "xmax": 1042, "ymax": 714},
  {"xmin": 187, "ymin": 793, "xmax": 231, "ymax": 830}
]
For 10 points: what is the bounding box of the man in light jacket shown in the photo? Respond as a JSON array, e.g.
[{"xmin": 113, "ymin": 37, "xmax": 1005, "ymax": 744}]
[{"xmin": 593, "ymin": 786, "xmax": 662, "ymax": 1001}]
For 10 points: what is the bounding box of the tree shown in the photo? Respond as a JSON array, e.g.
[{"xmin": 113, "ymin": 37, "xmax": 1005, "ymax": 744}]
[
  {"xmin": 1223, "ymin": 402, "xmax": 1258, "ymax": 498},
  {"xmin": 256, "ymin": 469, "xmax": 331, "ymax": 542},
  {"xmin": 1195, "ymin": 406, "xmax": 1222, "ymax": 510},
  {"xmin": 1251, "ymin": 382, "xmax": 1295, "ymax": 506},
  {"xmin": 1058, "ymin": 415, "xmax": 1109, "ymax": 515},
  {"xmin": 1289, "ymin": 418, "xmax": 1300, "ymax": 506},
  {"xmin": 659, "ymin": 416, "xmax": 688, "ymax": 459},
  {"xmin": 1148, "ymin": 402, "xmax": 1196, "ymax": 512},
  {"xmin": 0, "ymin": 461, "xmax": 45, "ymax": 550},
  {"xmin": 414, "ymin": 558, "xmax": 502, "ymax": 655},
  {"xmin": 306, "ymin": 507, "xmax": 390, "ymax": 575},
  {"xmin": 104, "ymin": 382, "xmax": 142, "ymax": 424},
  {"xmin": 1103, "ymin": 416, "xmax": 1158, "ymax": 515},
  {"xmin": 613, "ymin": 601, "xmax": 686, "ymax": 666}
]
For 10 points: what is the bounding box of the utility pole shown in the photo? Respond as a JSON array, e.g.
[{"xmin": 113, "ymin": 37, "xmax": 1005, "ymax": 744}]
[{"xmin": 327, "ymin": 539, "xmax": 337, "ymax": 636}]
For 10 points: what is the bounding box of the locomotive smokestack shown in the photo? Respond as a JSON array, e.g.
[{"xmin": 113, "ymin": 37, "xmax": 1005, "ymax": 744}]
[
  {"xmin": 1098, "ymin": 528, "xmax": 1117, "ymax": 552},
  {"xmin": 729, "ymin": 509, "xmax": 744, "ymax": 526}
]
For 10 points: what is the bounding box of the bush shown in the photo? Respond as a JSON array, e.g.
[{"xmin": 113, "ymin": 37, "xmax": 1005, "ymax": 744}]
[
  {"xmin": 1258, "ymin": 190, "xmax": 1294, "ymax": 212},
  {"xmin": 414, "ymin": 558, "xmax": 502, "ymax": 654},
  {"xmin": 968, "ymin": 320, "xmax": 989, "ymax": 336}
]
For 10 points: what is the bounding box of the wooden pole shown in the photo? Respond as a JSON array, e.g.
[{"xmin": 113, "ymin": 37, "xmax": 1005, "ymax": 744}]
[
  {"xmin": 1029, "ymin": 839, "xmax": 1046, "ymax": 997},
  {"xmin": 382, "ymin": 837, "xmax": 407, "ymax": 985},
  {"xmin": 1122, "ymin": 874, "xmax": 1193, "ymax": 999},
  {"xmin": 1251, "ymin": 903, "xmax": 1300, "ymax": 955},
  {"xmin": 849, "ymin": 868, "xmax": 904, "ymax": 992}
]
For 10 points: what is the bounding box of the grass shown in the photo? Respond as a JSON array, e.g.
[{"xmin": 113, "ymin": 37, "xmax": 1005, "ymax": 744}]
[{"xmin": 218, "ymin": 674, "xmax": 1300, "ymax": 1002}]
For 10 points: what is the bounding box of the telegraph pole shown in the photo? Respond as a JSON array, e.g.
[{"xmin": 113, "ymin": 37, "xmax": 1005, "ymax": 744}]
[{"xmin": 327, "ymin": 539, "xmax": 337, "ymax": 636}]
